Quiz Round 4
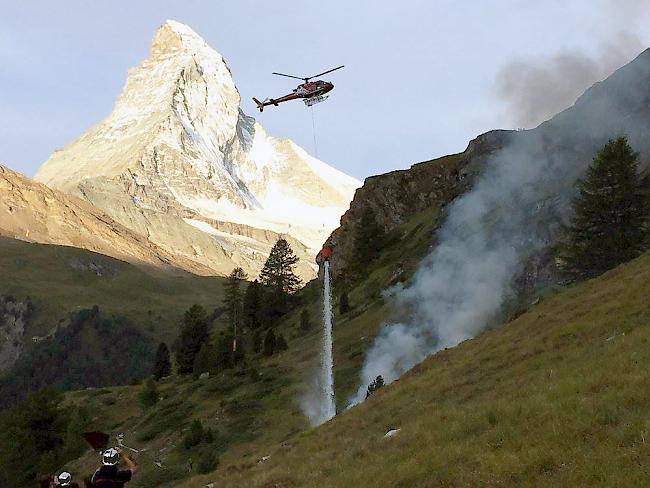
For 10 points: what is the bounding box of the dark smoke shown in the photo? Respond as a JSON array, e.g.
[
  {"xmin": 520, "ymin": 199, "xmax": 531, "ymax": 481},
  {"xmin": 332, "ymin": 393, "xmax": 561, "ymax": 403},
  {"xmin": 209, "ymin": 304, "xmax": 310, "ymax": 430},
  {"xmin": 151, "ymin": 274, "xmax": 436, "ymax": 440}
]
[
  {"xmin": 496, "ymin": 0, "xmax": 648, "ymax": 128},
  {"xmin": 496, "ymin": 34, "xmax": 643, "ymax": 128}
]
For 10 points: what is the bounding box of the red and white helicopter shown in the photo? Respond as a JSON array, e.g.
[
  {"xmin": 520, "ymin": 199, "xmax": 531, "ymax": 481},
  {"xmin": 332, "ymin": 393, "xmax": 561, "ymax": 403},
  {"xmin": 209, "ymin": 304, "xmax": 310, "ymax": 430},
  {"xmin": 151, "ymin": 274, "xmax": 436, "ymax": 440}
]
[{"xmin": 253, "ymin": 65, "xmax": 344, "ymax": 112}]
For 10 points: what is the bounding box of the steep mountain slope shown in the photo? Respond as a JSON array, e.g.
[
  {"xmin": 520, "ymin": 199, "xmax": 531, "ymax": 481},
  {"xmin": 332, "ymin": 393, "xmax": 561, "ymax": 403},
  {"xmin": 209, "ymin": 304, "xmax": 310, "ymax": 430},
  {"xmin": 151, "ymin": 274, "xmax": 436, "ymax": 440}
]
[
  {"xmin": 35, "ymin": 20, "xmax": 359, "ymax": 279},
  {"xmin": 0, "ymin": 165, "xmax": 208, "ymax": 274}
]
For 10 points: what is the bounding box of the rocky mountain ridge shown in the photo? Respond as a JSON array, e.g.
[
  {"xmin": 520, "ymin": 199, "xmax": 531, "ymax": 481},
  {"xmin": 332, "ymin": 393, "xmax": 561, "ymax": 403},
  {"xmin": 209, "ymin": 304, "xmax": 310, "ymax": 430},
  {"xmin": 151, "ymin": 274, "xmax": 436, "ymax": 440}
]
[{"xmin": 0, "ymin": 164, "xmax": 209, "ymax": 273}]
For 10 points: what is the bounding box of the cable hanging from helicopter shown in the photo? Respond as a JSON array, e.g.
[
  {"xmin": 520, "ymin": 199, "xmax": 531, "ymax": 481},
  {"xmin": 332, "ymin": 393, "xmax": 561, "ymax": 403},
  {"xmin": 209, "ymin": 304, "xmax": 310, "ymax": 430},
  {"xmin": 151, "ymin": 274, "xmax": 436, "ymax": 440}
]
[{"xmin": 252, "ymin": 65, "xmax": 344, "ymax": 112}]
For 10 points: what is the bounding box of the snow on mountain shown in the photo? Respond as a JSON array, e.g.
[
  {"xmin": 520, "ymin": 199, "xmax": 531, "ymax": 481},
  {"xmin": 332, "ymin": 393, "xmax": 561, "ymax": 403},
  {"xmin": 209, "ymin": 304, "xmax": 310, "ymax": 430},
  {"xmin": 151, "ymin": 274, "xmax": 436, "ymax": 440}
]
[{"xmin": 35, "ymin": 20, "xmax": 360, "ymax": 279}]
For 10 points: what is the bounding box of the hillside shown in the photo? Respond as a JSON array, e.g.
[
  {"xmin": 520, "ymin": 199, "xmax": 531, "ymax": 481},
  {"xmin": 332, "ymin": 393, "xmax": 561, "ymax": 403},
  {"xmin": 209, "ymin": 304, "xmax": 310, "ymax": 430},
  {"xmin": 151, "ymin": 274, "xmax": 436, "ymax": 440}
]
[
  {"xmin": 50, "ymin": 226, "xmax": 650, "ymax": 487},
  {"xmin": 196, "ymin": 248, "xmax": 650, "ymax": 487},
  {"xmin": 0, "ymin": 237, "xmax": 224, "ymax": 371},
  {"xmin": 0, "ymin": 165, "xmax": 210, "ymax": 275},
  {"xmin": 35, "ymin": 197, "xmax": 440, "ymax": 487}
]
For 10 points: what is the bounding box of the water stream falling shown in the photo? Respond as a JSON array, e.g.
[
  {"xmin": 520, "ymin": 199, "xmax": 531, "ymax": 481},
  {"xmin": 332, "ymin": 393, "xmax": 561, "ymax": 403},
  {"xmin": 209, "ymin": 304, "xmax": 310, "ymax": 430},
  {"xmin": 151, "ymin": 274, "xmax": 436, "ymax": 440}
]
[{"xmin": 320, "ymin": 261, "xmax": 336, "ymax": 422}]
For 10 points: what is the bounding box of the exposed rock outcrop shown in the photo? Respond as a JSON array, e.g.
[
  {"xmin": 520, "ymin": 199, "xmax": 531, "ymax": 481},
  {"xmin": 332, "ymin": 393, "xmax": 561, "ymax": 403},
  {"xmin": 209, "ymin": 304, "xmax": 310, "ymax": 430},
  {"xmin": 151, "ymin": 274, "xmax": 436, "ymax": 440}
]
[
  {"xmin": 0, "ymin": 165, "xmax": 210, "ymax": 273},
  {"xmin": 326, "ymin": 130, "xmax": 512, "ymax": 274},
  {"xmin": 0, "ymin": 296, "xmax": 32, "ymax": 373}
]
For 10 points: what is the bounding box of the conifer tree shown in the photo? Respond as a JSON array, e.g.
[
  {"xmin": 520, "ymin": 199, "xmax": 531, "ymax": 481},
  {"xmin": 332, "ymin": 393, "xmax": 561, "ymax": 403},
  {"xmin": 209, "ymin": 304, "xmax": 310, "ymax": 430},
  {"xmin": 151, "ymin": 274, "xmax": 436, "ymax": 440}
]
[
  {"xmin": 224, "ymin": 267, "xmax": 248, "ymax": 353},
  {"xmin": 353, "ymin": 207, "xmax": 386, "ymax": 266},
  {"xmin": 560, "ymin": 137, "xmax": 648, "ymax": 279},
  {"xmin": 259, "ymin": 239, "xmax": 301, "ymax": 295},
  {"xmin": 276, "ymin": 334, "xmax": 288, "ymax": 351},
  {"xmin": 175, "ymin": 305, "xmax": 210, "ymax": 375},
  {"xmin": 263, "ymin": 329, "xmax": 276, "ymax": 356},
  {"xmin": 152, "ymin": 342, "xmax": 172, "ymax": 380},
  {"xmin": 243, "ymin": 279, "xmax": 263, "ymax": 330},
  {"xmin": 216, "ymin": 333, "xmax": 234, "ymax": 369},
  {"xmin": 139, "ymin": 378, "xmax": 159, "ymax": 408},
  {"xmin": 252, "ymin": 329, "xmax": 262, "ymax": 354},
  {"xmin": 193, "ymin": 343, "xmax": 217, "ymax": 377}
]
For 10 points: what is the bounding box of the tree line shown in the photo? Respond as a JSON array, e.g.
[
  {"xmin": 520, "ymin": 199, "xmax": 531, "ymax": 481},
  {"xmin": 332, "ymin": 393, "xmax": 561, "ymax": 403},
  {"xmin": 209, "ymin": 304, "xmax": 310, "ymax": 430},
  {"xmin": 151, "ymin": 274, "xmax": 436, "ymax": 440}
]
[{"xmin": 154, "ymin": 238, "xmax": 300, "ymax": 380}]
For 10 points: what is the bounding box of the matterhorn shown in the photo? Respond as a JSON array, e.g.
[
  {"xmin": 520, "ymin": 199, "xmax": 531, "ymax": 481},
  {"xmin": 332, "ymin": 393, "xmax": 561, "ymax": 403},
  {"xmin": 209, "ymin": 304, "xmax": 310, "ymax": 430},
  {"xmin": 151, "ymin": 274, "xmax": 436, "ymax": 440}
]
[{"xmin": 36, "ymin": 20, "xmax": 359, "ymax": 278}]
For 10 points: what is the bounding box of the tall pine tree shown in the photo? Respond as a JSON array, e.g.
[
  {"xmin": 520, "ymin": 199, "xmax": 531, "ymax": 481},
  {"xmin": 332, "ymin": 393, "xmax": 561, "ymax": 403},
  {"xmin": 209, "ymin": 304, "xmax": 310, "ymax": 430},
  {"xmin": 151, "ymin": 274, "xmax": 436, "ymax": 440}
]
[
  {"xmin": 174, "ymin": 305, "xmax": 210, "ymax": 375},
  {"xmin": 243, "ymin": 279, "xmax": 263, "ymax": 330},
  {"xmin": 224, "ymin": 267, "xmax": 248, "ymax": 354},
  {"xmin": 263, "ymin": 329, "xmax": 276, "ymax": 356},
  {"xmin": 259, "ymin": 239, "xmax": 301, "ymax": 294},
  {"xmin": 259, "ymin": 238, "xmax": 301, "ymax": 316},
  {"xmin": 560, "ymin": 137, "xmax": 648, "ymax": 279},
  {"xmin": 339, "ymin": 290, "xmax": 350, "ymax": 314}
]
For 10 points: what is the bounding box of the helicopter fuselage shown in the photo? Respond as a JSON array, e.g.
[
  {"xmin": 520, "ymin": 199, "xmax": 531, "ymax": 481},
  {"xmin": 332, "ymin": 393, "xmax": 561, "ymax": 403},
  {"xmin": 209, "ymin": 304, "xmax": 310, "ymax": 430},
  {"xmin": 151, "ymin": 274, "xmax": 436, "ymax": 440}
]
[{"xmin": 253, "ymin": 80, "xmax": 334, "ymax": 112}]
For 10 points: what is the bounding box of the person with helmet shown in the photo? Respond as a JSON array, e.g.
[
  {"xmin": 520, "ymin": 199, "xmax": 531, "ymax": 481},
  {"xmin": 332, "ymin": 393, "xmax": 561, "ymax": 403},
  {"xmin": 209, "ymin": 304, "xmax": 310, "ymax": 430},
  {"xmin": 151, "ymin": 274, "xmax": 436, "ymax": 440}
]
[
  {"xmin": 90, "ymin": 447, "xmax": 137, "ymax": 487},
  {"xmin": 39, "ymin": 471, "xmax": 80, "ymax": 488},
  {"xmin": 55, "ymin": 472, "xmax": 80, "ymax": 487}
]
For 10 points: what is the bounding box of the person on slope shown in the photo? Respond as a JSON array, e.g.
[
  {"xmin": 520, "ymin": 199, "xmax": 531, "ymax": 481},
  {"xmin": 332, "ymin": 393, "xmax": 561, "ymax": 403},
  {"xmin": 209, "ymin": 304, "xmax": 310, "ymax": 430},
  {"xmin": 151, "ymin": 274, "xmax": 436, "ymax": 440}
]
[{"xmin": 90, "ymin": 447, "xmax": 137, "ymax": 487}]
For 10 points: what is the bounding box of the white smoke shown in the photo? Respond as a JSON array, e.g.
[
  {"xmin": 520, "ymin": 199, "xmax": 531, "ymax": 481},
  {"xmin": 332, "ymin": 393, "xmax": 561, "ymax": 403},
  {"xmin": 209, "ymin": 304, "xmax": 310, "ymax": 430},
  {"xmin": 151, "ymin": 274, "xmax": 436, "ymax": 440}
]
[
  {"xmin": 349, "ymin": 134, "xmax": 554, "ymax": 403},
  {"xmin": 350, "ymin": 55, "xmax": 650, "ymax": 403}
]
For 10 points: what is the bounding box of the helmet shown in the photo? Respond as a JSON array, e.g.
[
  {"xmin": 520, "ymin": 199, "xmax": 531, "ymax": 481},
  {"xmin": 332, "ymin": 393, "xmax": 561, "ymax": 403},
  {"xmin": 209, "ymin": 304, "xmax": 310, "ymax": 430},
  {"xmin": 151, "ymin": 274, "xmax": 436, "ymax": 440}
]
[
  {"xmin": 57, "ymin": 472, "xmax": 72, "ymax": 486},
  {"xmin": 102, "ymin": 447, "xmax": 119, "ymax": 466}
]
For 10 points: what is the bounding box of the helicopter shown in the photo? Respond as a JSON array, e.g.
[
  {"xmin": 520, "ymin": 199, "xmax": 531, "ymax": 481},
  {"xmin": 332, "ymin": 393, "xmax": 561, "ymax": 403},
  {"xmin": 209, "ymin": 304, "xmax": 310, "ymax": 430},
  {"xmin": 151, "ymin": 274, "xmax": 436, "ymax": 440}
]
[{"xmin": 252, "ymin": 65, "xmax": 344, "ymax": 112}]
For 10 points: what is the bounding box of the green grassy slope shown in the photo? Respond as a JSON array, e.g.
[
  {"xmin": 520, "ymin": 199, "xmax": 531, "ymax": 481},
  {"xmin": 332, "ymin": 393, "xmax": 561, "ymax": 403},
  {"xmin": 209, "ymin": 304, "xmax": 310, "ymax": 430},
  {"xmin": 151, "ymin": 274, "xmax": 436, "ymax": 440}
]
[
  {"xmin": 0, "ymin": 237, "xmax": 225, "ymax": 343},
  {"xmin": 193, "ymin": 249, "xmax": 650, "ymax": 487}
]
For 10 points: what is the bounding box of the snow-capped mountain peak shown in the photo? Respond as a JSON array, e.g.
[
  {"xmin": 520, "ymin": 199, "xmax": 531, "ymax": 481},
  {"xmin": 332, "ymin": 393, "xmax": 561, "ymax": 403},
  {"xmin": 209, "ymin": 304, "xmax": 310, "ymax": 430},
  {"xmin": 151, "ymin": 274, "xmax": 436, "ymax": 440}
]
[{"xmin": 35, "ymin": 20, "xmax": 360, "ymax": 278}]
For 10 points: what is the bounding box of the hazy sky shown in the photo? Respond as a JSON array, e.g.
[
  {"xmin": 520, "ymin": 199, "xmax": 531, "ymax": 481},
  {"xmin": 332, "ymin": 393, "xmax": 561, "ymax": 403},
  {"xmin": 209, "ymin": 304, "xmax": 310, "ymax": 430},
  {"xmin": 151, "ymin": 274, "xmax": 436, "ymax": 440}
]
[{"xmin": 1, "ymin": 0, "xmax": 648, "ymax": 180}]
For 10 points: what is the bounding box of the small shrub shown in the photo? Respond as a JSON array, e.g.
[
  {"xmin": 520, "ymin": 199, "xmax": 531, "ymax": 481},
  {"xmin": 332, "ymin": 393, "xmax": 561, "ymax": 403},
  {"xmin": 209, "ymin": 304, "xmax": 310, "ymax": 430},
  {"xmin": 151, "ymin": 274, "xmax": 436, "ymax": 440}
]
[
  {"xmin": 183, "ymin": 419, "xmax": 204, "ymax": 449},
  {"xmin": 366, "ymin": 375, "xmax": 385, "ymax": 398},
  {"xmin": 139, "ymin": 378, "xmax": 159, "ymax": 409},
  {"xmin": 197, "ymin": 448, "xmax": 219, "ymax": 474}
]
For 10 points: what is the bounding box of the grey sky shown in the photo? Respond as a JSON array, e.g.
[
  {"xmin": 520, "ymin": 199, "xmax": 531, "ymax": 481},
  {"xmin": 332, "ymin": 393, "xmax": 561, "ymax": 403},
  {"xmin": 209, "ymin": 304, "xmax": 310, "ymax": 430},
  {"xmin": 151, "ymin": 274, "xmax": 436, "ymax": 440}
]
[{"xmin": 1, "ymin": 1, "xmax": 648, "ymax": 180}]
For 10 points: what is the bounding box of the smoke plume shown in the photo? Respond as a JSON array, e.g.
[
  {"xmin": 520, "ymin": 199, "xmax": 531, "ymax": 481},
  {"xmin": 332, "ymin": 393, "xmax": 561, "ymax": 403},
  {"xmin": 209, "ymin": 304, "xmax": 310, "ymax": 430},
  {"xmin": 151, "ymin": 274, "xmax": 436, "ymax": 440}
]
[
  {"xmin": 496, "ymin": 36, "xmax": 643, "ymax": 129},
  {"xmin": 496, "ymin": 0, "xmax": 647, "ymax": 129},
  {"xmin": 350, "ymin": 41, "xmax": 650, "ymax": 404}
]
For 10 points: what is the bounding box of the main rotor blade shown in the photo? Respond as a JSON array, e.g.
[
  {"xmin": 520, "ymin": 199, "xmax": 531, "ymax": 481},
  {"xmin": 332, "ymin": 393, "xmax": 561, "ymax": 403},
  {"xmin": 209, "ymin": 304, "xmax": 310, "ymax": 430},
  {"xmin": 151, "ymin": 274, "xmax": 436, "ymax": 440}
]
[
  {"xmin": 307, "ymin": 65, "xmax": 345, "ymax": 79},
  {"xmin": 272, "ymin": 72, "xmax": 307, "ymax": 81}
]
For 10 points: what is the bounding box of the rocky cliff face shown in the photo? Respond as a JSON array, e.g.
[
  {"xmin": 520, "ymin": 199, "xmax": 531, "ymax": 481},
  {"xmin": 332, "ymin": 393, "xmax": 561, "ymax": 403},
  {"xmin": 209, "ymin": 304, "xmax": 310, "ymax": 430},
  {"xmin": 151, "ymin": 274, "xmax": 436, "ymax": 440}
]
[
  {"xmin": 327, "ymin": 130, "xmax": 512, "ymax": 274},
  {"xmin": 0, "ymin": 296, "xmax": 31, "ymax": 373},
  {"xmin": 0, "ymin": 165, "xmax": 210, "ymax": 273},
  {"xmin": 35, "ymin": 20, "xmax": 359, "ymax": 279}
]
